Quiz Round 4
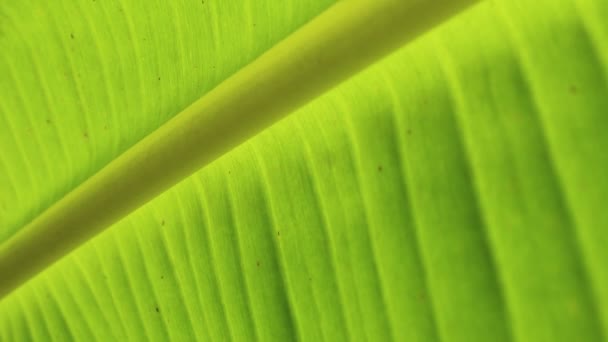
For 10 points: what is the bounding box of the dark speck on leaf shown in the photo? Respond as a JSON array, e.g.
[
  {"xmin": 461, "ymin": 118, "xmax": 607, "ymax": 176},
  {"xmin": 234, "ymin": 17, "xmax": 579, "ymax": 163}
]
[
  {"xmin": 155, "ymin": 307, "xmax": 159, "ymax": 313},
  {"xmin": 46, "ymin": 119, "xmax": 51, "ymax": 124},
  {"xmin": 407, "ymin": 129, "xmax": 412, "ymax": 135},
  {"xmin": 158, "ymin": 77, "xmax": 160, "ymax": 81},
  {"xmin": 161, "ymin": 275, "xmax": 164, "ymax": 280},
  {"xmin": 256, "ymin": 261, "xmax": 260, "ymax": 267},
  {"xmin": 161, "ymin": 220, "xmax": 165, "ymax": 226},
  {"xmin": 378, "ymin": 166, "xmax": 382, "ymax": 172},
  {"xmin": 277, "ymin": 231, "xmax": 280, "ymax": 237},
  {"xmin": 569, "ymin": 85, "xmax": 578, "ymax": 95},
  {"xmin": 83, "ymin": 132, "xmax": 88, "ymax": 138}
]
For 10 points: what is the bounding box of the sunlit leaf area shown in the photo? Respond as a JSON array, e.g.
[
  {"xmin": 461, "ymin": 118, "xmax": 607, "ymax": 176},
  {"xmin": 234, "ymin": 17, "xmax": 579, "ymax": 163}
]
[{"xmin": 1, "ymin": 0, "xmax": 607, "ymax": 340}]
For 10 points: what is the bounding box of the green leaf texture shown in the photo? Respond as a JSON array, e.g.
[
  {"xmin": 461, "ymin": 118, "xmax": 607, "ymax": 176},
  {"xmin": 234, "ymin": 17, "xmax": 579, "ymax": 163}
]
[{"xmin": 1, "ymin": 0, "xmax": 607, "ymax": 341}]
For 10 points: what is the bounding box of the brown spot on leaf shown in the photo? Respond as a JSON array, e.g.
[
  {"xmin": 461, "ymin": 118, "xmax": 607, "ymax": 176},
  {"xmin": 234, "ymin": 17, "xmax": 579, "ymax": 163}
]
[
  {"xmin": 378, "ymin": 165, "xmax": 383, "ymax": 172},
  {"xmin": 569, "ymin": 85, "xmax": 578, "ymax": 95}
]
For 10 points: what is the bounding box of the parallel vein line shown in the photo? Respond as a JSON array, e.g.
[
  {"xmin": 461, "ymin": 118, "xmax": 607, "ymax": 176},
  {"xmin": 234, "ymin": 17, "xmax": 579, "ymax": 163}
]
[
  {"xmin": 433, "ymin": 36, "xmax": 515, "ymax": 341},
  {"xmin": 167, "ymin": 194, "xmax": 210, "ymax": 341},
  {"xmin": 1, "ymin": 36, "xmax": 55, "ymax": 194},
  {"xmin": 193, "ymin": 178, "xmax": 236, "ymax": 341},
  {"xmin": 30, "ymin": 284, "xmax": 60, "ymax": 341},
  {"xmin": 338, "ymin": 96, "xmax": 395, "ymax": 341},
  {"xmin": 250, "ymin": 142, "xmax": 305, "ymax": 341},
  {"xmin": 224, "ymin": 174, "xmax": 261, "ymax": 341},
  {"xmin": 46, "ymin": 272, "xmax": 95, "ymax": 341},
  {"xmin": 144, "ymin": 211, "xmax": 197, "ymax": 341},
  {"xmin": 111, "ymin": 233, "xmax": 152, "ymax": 341},
  {"xmin": 381, "ymin": 69, "xmax": 442, "ymax": 342},
  {"xmin": 78, "ymin": 0, "xmax": 120, "ymax": 142},
  {"xmin": 56, "ymin": 267, "xmax": 104, "ymax": 341},
  {"xmin": 15, "ymin": 292, "xmax": 40, "ymax": 341},
  {"xmin": 495, "ymin": 4, "xmax": 606, "ymax": 337},
  {"xmin": 72, "ymin": 257, "xmax": 119, "ymax": 339},
  {"xmin": 35, "ymin": 282, "xmax": 76, "ymax": 341},
  {"xmin": 91, "ymin": 243, "xmax": 137, "ymax": 342},
  {"xmin": 293, "ymin": 117, "xmax": 352, "ymax": 341}
]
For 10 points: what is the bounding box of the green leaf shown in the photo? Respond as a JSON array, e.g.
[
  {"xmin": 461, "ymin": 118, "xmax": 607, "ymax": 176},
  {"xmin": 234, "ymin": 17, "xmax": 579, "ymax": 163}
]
[{"xmin": 1, "ymin": 0, "xmax": 607, "ymax": 341}]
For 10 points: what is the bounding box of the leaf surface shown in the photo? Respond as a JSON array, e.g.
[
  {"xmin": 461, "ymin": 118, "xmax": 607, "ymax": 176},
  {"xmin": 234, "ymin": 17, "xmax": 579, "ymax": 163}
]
[{"xmin": 1, "ymin": 0, "xmax": 607, "ymax": 341}]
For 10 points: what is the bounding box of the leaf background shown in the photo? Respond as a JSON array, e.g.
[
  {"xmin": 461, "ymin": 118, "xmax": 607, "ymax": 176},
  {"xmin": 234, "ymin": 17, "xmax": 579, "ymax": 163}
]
[{"xmin": 1, "ymin": 0, "xmax": 607, "ymax": 341}]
